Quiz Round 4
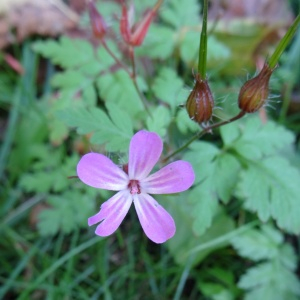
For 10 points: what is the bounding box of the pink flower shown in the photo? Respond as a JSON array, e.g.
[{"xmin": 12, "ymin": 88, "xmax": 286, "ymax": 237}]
[{"xmin": 77, "ymin": 130, "xmax": 195, "ymax": 243}]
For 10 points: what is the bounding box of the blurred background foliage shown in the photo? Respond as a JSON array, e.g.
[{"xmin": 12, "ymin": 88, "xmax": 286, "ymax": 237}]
[{"xmin": 0, "ymin": 0, "xmax": 300, "ymax": 299}]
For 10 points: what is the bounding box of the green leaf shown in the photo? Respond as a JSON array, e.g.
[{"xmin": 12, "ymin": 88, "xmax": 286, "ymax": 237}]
[
  {"xmin": 96, "ymin": 69, "xmax": 146, "ymax": 117},
  {"xmin": 33, "ymin": 37, "xmax": 94, "ymax": 68},
  {"xmin": 237, "ymin": 156, "xmax": 300, "ymax": 234},
  {"xmin": 187, "ymin": 181, "xmax": 219, "ymax": 236},
  {"xmin": 146, "ymin": 106, "xmax": 171, "ymax": 137},
  {"xmin": 183, "ymin": 142, "xmax": 240, "ymax": 235},
  {"xmin": 152, "ymin": 67, "xmax": 184, "ymax": 110},
  {"xmin": 231, "ymin": 224, "xmax": 283, "ymax": 261},
  {"xmin": 176, "ymin": 109, "xmax": 199, "ymax": 134},
  {"xmin": 199, "ymin": 283, "xmax": 234, "ymax": 300},
  {"xmin": 58, "ymin": 104, "xmax": 133, "ymax": 152},
  {"xmin": 184, "ymin": 142, "xmax": 219, "ymax": 184},
  {"xmin": 165, "ymin": 194, "xmax": 235, "ymax": 266},
  {"xmin": 160, "ymin": 0, "xmax": 200, "ymax": 29},
  {"xmin": 238, "ymin": 261, "xmax": 300, "ymax": 300},
  {"xmin": 37, "ymin": 191, "xmax": 95, "ymax": 236},
  {"xmin": 136, "ymin": 24, "xmax": 175, "ymax": 59},
  {"xmin": 184, "ymin": 142, "xmax": 240, "ymax": 202},
  {"xmin": 19, "ymin": 154, "xmax": 78, "ymax": 193},
  {"xmin": 228, "ymin": 117, "xmax": 295, "ymax": 160}
]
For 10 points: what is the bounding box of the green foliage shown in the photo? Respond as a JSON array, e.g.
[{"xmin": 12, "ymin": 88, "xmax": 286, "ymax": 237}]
[
  {"xmin": 184, "ymin": 142, "xmax": 240, "ymax": 235},
  {"xmin": 183, "ymin": 116, "xmax": 299, "ymax": 235},
  {"xmin": 231, "ymin": 224, "xmax": 283, "ymax": 261},
  {"xmin": 136, "ymin": 24, "xmax": 175, "ymax": 59},
  {"xmin": 96, "ymin": 70, "xmax": 146, "ymax": 117},
  {"xmin": 221, "ymin": 117, "xmax": 295, "ymax": 159},
  {"xmin": 160, "ymin": 0, "xmax": 200, "ymax": 29},
  {"xmin": 19, "ymin": 153, "xmax": 78, "ymax": 193},
  {"xmin": 37, "ymin": 190, "xmax": 95, "ymax": 236},
  {"xmin": 165, "ymin": 194, "xmax": 235, "ymax": 266},
  {"xmin": 2, "ymin": 1, "xmax": 300, "ymax": 299},
  {"xmin": 152, "ymin": 67, "xmax": 185, "ymax": 110},
  {"xmin": 237, "ymin": 157, "xmax": 300, "ymax": 233},
  {"xmin": 146, "ymin": 106, "xmax": 171, "ymax": 137},
  {"xmin": 176, "ymin": 109, "xmax": 199, "ymax": 134},
  {"xmin": 33, "ymin": 37, "xmax": 94, "ymax": 69},
  {"xmin": 222, "ymin": 117, "xmax": 300, "ymax": 234},
  {"xmin": 58, "ymin": 103, "xmax": 133, "ymax": 152},
  {"xmin": 232, "ymin": 225, "xmax": 300, "ymax": 300}
]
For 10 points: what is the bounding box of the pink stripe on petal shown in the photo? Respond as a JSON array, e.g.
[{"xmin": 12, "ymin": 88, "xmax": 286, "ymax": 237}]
[
  {"xmin": 141, "ymin": 161, "xmax": 195, "ymax": 194},
  {"xmin": 134, "ymin": 193, "xmax": 175, "ymax": 243},
  {"xmin": 90, "ymin": 190, "xmax": 132, "ymax": 236},
  {"xmin": 128, "ymin": 131, "xmax": 163, "ymax": 180},
  {"xmin": 77, "ymin": 153, "xmax": 128, "ymax": 190}
]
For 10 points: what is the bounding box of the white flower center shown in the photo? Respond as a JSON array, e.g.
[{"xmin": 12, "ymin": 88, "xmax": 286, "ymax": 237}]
[{"xmin": 128, "ymin": 180, "xmax": 141, "ymax": 195}]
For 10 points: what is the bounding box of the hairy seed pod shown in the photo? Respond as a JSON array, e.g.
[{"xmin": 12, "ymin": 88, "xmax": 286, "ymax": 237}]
[
  {"xmin": 186, "ymin": 75, "xmax": 214, "ymax": 124},
  {"xmin": 238, "ymin": 63, "xmax": 275, "ymax": 113}
]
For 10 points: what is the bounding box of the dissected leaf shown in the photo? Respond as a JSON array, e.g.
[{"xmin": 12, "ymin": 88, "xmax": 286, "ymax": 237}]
[
  {"xmin": 96, "ymin": 69, "xmax": 146, "ymax": 118},
  {"xmin": 165, "ymin": 194, "xmax": 235, "ymax": 266},
  {"xmin": 159, "ymin": 0, "xmax": 200, "ymax": 29},
  {"xmin": 146, "ymin": 106, "xmax": 171, "ymax": 137},
  {"xmin": 37, "ymin": 190, "xmax": 95, "ymax": 236},
  {"xmin": 176, "ymin": 109, "xmax": 199, "ymax": 134},
  {"xmin": 222, "ymin": 117, "xmax": 295, "ymax": 159},
  {"xmin": 33, "ymin": 37, "xmax": 94, "ymax": 69},
  {"xmin": 187, "ymin": 182, "xmax": 219, "ymax": 236},
  {"xmin": 237, "ymin": 156, "xmax": 300, "ymax": 234},
  {"xmin": 152, "ymin": 67, "xmax": 184, "ymax": 110},
  {"xmin": 19, "ymin": 154, "xmax": 79, "ymax": 193},
  {"xmin": 184, "ymin": 142, "xmax": 240, "ymax": 202},
  {"xmin": 136, "ymin": 24, "xmax": 175, "ymax": 59},
  {"xmin": 58, "ymin": 104, "xmax": 133, "ymax": 152},
  {"xmin": 183, "ymin": 142, "xmax": 240, "ymax": 235},
  {"xmin": 231, "ymin": 224, "xmax": 283, "ymax": 261},
  {"xmin": 238, "ymin": 261, "xmax": 300, "ymax": 300}
]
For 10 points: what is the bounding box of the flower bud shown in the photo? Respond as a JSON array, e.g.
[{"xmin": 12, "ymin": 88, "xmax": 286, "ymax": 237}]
[
  {"xmin": 186, "ymin": 75, "xmax": 214, "ymax": 124},
  {"xmin": 238, "ymin": 63, "xmax": 275, "ymax": 113},
  {"xmin": 87, "ymin": 0, "xmax": 107, "ymax": 39},
  {"xmin": 120, "ymin": 0, "xmax": 162, "ymax": 47}
]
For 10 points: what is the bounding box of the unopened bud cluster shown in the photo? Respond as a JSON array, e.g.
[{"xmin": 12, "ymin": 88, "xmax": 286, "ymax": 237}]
[
  {"xmin": 238, "ymin": 63, "xmax": 274, "ymax": 113},
  {"xmin": 186, "ymin": 75, "xmax": 214, "ymax": 124},
  {"xmin": 87, "ymin": 0, "xmax": 161, "ymax": 47}
]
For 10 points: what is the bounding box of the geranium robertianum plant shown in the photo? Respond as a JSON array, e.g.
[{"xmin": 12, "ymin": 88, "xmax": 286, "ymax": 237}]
[
  {"xmin": 3, "ymin": 0, "xmax": 300, "ymax": 298},
  {"xmin": 76, "ymin": 1, "xmax": 300, "ymax": 243}
]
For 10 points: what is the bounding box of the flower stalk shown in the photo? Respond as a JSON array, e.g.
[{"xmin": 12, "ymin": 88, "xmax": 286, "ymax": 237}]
[
  {"xmin": 268, "ymin": 13, "xmax": 300, "ymax": 69},
  {"xmin": 198, "ymin": 0, "xmax": 208, "ymax": 78},
  {"xmin": 163, "ymin": 110, "xmax": 246, "ymax": 163}
]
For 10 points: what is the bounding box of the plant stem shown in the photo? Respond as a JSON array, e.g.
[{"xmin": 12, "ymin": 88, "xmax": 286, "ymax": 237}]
[
  {"xmin": 129, "ymin": 46, "xmax": 152, "ymax": 116},
  {"xmin": 101, "ymin": 40, "xmax": 132, "ymax": 76},
  {"xmin": 198, "ymin": 0, "xmax": 208, "ymax": 78},
  {"xmin": 101, "ymin": 41, "xmax": 151, "ymax": 115},
  {"xmin": 162, "ymin": 111, "xmax": 246, "ymax": 162},
  {"xmin": 268, "ymin": 13, "xmax": 300, "ymax": 68}
]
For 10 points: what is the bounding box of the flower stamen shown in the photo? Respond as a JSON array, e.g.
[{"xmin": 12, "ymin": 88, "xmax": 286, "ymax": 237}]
[{"xmin": 128, "ymin": 180, "xmax": 141, "ymax": 195}]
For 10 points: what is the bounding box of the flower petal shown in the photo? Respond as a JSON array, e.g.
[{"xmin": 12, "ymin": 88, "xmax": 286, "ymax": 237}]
[
  {"xmin": 141, "ymin": 161, "xmax": 195, "ymax": 194},
  {"xmin": 77, "ymin": 153, "xmax": 128, "ymax": 190},
  {"xmin": 88, "ymin": 190, "xmax": 132, "ymax": 236},
  {"xmin": 133, "ymin": 193, "xmax": 175, "ymax": 243},
  {"xmin": 128, "ymin": 130, "xmax": 163, "ymax": 180}
]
